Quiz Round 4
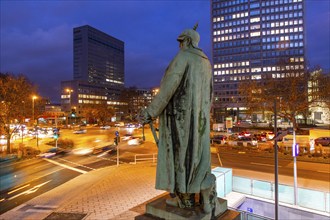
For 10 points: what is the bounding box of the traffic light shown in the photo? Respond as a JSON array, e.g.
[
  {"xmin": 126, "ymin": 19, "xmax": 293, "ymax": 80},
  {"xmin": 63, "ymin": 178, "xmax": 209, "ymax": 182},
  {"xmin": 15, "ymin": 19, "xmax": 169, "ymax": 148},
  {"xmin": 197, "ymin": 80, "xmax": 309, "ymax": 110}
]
[
  {"xmin": 71, "ymin": 108, "xmax": 76, "ymax": 117},
  {"xmin": 53, "ymin": 128, "xmax": 60, "ymax": 139},
  {"xmin": 114, "ymin": 137, "xmax": 118, "ymax": 145}
]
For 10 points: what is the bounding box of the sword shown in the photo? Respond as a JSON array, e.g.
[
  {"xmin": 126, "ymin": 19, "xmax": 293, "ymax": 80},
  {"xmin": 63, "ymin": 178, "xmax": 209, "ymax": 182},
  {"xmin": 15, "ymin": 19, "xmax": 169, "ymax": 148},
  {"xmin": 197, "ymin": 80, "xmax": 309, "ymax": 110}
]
[{"xmin": 149, "ymin": 121, "xmax": 159, "ymax": 148}]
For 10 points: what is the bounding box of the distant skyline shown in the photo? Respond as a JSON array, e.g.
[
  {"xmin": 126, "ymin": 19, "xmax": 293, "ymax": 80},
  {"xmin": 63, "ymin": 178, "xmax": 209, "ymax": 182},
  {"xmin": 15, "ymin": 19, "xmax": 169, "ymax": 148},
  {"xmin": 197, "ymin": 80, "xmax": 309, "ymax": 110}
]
[{"xmin": 1, "ymin": 0, "xmax": 329, "ymax": 103}]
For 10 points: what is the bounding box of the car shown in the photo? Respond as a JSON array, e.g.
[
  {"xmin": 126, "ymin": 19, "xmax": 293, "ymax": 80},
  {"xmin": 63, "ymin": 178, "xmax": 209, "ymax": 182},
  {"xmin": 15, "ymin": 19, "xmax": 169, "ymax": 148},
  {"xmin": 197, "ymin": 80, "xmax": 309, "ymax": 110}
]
[
  {"xmin": 211, "ymin": 135, "xmax": 227, "ymax": 144},
  {"xmin": 314, "ymin": 137, "xmax": 330, "ymax": 146},
  {"xmin": 72, "ymin": 147, "xmax": 93, "ymax": 155},
  {"xmin": 93, "ymin": 145, "xmax": 117, "ymax": 155},
  {"xmin": 73, "ymin": 129, "xmax": 87, "ymax": 134},
  {"xmin": 254, "ymin": 133, "xmax": 267, "ymax": 142},
  {"xmin": 122, "ymin": 134, "xmax": 133, "ymax": 141},
  {"xmin": 37, "ymin": 147, "xmax": 70, "ymax": 158},
  {"xmin": 100, "ymin": 125, "xmax": 111, "ymax": 130},
  {"xmin": 127, "ymin": 137, "xmax": 143, "ymax": 146},
  {"xmin": 114, "ymin": 122, "xmax": 125, "ymax": 127},
  {"xmin": 237, "ymin": 137, "xmax": 258, "ymax": 147},
  {"xmin": 238, "ymin": 131, "xmax": 251, "ymax": 138},
  {"xmin": 265, "ymin": 132, "xmax": 275, "ymax": 140}
]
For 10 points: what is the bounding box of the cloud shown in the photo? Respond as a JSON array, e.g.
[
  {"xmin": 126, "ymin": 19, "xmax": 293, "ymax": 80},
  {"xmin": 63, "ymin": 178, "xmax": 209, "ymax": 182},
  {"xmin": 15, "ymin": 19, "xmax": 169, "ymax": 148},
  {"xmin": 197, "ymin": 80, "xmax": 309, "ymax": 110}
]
[{"xmin": 1, "ymin": 24, "xmax": 73, "ymax": 101}]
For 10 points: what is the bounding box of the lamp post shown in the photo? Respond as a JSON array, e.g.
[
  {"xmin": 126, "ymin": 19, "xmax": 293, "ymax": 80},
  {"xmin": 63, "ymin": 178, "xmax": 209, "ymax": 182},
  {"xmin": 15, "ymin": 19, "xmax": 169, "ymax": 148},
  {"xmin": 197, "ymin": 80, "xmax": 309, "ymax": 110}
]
[
  {"xmin": 32, "ymin": 96, "xmax": 39, "ymax": 148},
  {"xmin": 274, "ymin": 99, "xmax": 279, "ymax": 220},
  {"xmin": 32, "ymin": 96, "xmax": 37, "ymax": 125},
  {"xmin": 66, "ymin": 89, "xmax": 73, "ymax": 110},
  {"xmin": 66, "ymin": 89, "xmax": 73, "ymax": 126}
]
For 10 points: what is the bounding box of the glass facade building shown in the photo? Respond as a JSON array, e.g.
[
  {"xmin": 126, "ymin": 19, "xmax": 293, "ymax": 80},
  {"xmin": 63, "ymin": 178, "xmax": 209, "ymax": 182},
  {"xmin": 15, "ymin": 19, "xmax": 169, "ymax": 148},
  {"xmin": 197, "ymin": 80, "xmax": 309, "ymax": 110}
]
[
  {"xmin": 73, "ymin": 25, "xmax": 125, "ymax": 101},
  {"xmin": 61, "ymin": 25, "xmax": 125, "ymax": 118},
  {"xmin": 211, "ymin": 0, "xmax": 305, "ymax": 122}
]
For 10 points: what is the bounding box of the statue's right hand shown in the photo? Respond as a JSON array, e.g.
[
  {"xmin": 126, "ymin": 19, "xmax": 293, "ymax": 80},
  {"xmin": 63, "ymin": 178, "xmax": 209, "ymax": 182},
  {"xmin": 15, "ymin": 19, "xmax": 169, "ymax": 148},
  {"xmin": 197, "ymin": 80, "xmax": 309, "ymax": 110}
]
[{"xmin": 138, "ymin": 109, "xmax": 152, "ymax": 125}]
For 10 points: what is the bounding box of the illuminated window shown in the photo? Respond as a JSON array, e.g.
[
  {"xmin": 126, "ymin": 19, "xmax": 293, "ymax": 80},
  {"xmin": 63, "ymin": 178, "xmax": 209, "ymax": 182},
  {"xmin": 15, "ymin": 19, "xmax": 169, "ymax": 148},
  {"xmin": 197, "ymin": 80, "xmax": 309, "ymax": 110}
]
[
  {"xmin": 251, "ymin": 68, "xmax": 261, "ymax": 72},
  {"xmin": 250, "ymin": 32, "xmax": 260, "ymax": 37}
]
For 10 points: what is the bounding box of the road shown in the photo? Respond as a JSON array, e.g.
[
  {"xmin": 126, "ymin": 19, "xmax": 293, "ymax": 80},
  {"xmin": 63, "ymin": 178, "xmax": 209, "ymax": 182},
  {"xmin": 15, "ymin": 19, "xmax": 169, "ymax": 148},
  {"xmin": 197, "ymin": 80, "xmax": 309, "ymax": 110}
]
[
  {"xmin": 0, "ymin": 125, "xmax": 329, "ymax": 214},
  {"xmin": 0, "ymin": 125, "xmax": 158, "ymax": 214},
  {"xmin": 211, "ymin": 151, "xmax": 330, "ymax": 181}
]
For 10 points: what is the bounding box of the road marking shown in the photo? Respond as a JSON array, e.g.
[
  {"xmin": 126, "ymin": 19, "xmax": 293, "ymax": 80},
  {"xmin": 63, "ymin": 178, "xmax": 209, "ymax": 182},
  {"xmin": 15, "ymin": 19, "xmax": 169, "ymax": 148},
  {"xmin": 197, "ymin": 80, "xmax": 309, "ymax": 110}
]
[
  {"xmin": 8, "ymin": 180, "xmax": 52, "ymax": 200},
  {"xmin": 56, "ymin": 158, "xmax": 95, "ymax": 171},
  {"xmin": 43, "ymin": 158, "xmax": 88, "ymax": 174},
  {"xmin": 317, "ymin": 170, "xmax": 330, "ymax": 174},
  {"xmin": 8, "ymin": 184, "xmax": 30, "ymax": 194},
  {"xmin": 251, "ymin": 162, "xmax": 282, "ymax": 167},
  {"xmin": 16, "ymin": 204, "xmax": 58, "ymax": 212},
  {"xmin": 26, "ymin": 209, "xmax": 51, "ymax": 213},
  {"xmin": 34, "ymin": 205, "xmax": 58, "ymax": 208},
  {"xmin": 34, "ymin": 163, "xmax": 53, "ymax": 170}
]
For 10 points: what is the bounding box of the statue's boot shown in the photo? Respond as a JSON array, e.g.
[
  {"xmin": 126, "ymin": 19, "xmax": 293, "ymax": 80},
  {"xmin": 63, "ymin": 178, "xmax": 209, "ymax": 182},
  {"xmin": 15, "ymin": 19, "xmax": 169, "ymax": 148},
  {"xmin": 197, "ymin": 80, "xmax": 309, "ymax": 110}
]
[
  {"xmin": 201, "ymin": 187, "xmax": 212, "ymax": 213},
  {"xmin": 200, "ymin": 173, "xmax": 217, "ymax": 214},
  {"xmin": 166, "ymin": 196, "xmax": 180, "ymax": 207},
  {"xmin": 166, "ymin": 193, "xmax": 194, "ymax": 208}
]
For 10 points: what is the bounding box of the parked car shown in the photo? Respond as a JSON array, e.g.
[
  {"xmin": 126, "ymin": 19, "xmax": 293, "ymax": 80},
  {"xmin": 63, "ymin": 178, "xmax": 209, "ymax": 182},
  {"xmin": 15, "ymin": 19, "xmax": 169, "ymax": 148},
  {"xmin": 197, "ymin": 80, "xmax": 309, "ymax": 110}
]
[
  {"xmin": 265, "ymin": 132, "xmax": 275, "ymax": 140},
  {"xmin": 211, "ymin": 135, "xmax": 227, "ymax": 144},
  {"xmin": 314, "ymin": 137, "xmax": 330, "ymax": 146},
  {"xmin": 254, "ymin": 133, "xmax": 267, "ymax": 142},
  {"xmin": 237, "ymin": 137, "xmax": 258, "ymax": 147},
  {"xmin": 238, "ymin": 131, "xmax": 251, "ymax": 138}
]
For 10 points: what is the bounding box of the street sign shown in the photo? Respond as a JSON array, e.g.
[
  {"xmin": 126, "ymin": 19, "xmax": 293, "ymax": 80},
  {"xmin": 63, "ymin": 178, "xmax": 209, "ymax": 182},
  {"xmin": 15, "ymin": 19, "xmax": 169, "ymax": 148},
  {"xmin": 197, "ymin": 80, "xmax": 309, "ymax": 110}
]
[
  {"xmin": 292, "ymin": 143, "xmax": 299, "ymax": 157},
  {"xmin": 115, "ymin": 131, "xmax": 119, "ymax": 137},
  {"xmin": 225, "ymin": 117, "xmax": 232, "ymax": 129},
  {"xmin": 247, "ymin": 207, "xmax": 253, "ymax": 213}
]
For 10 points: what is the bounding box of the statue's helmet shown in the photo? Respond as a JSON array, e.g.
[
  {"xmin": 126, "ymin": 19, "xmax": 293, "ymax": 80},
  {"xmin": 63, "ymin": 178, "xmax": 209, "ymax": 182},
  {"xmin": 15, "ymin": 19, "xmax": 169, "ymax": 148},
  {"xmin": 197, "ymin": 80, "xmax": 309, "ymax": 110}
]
[{"xmin": 177, "ymin": 23, "xmax": 200, "ymax": 48}]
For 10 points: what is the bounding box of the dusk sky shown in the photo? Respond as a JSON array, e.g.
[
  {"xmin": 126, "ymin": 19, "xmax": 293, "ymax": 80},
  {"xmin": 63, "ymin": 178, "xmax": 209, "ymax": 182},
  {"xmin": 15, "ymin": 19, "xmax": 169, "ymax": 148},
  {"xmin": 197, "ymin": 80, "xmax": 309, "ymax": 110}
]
[{"xmin": 1, "ymin": 0, "xmax": 329, "ymax": 103}]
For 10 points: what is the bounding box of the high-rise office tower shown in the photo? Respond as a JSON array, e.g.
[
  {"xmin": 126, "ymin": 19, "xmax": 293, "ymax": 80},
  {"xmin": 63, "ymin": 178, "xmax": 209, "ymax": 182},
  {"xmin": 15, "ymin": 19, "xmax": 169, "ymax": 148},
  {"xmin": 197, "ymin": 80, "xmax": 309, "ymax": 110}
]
[
  {"xmin": 73, "ymin": 25, "xmax": 124, "ymax": 100},
  {"xmin": 211, "ymin": 0, "xmax": 305, "ymax": 122},
  {"xmin": 61, "ymin": 25, "xmax": 125, "ymax": 116}
]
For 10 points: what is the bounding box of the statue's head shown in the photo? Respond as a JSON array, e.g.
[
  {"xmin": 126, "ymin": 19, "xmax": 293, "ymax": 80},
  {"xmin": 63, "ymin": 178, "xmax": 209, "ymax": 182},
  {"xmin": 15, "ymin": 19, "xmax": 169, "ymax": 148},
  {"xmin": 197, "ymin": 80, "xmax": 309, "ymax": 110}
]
[{"xmin": 177, "ymin": 23, "xmax": 200, "ymax": 49}]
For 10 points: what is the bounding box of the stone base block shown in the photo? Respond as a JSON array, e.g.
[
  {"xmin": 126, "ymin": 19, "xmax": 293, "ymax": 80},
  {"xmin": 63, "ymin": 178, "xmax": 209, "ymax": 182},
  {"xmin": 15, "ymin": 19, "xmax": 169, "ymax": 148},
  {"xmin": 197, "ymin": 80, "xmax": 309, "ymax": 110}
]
[{"xmin": 135, "ymin": 194, "xmax": 240, "ymax": 220}]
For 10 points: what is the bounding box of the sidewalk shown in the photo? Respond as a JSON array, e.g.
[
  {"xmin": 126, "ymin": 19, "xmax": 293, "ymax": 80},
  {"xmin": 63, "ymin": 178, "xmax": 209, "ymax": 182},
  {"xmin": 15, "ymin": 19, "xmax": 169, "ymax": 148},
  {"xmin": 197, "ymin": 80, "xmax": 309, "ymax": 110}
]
[
  {"xmin": 0, "ymin": 161, "xmax": 329, "ymax": 220},
  {"xmin": 0, "ymin": 163, "xmax": 163, "ymax": 220}
]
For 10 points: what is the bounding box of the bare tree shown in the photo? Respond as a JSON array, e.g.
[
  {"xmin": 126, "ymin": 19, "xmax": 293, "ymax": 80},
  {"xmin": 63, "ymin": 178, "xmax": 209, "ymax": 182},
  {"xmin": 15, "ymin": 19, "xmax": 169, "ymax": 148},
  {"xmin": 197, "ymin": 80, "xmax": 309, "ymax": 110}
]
[
  {"xmin": 0, "ymin": 73, "xmax": 37, "ymax": 153},
  {"xmin": 82, "ymin": 103, "xmax": 115, "ymax": 125},
  {"xmin": 238, "ymin": 62, "xmax": 326, "ymax": 130}
]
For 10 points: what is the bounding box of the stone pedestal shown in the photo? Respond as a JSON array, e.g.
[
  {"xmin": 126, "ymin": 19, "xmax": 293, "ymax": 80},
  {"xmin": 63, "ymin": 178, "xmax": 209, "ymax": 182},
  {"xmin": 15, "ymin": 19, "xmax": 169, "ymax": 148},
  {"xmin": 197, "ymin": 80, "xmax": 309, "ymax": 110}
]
[{"xmin": 135, "ymin": 194, "xmax": 240, "ymax": 220}]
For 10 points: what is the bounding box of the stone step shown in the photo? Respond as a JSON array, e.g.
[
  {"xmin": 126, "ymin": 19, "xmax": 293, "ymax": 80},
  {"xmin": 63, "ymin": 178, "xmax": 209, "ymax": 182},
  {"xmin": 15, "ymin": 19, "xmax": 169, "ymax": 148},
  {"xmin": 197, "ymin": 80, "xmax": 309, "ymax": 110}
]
[{"xmin": 135, "ymin": 194, "xmax": 240, "ymax": 220}]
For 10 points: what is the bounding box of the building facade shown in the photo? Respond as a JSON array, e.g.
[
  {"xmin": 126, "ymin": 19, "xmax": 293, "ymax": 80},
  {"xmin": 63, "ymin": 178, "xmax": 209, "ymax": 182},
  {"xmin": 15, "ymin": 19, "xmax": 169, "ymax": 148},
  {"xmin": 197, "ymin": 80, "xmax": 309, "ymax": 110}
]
[
  {"xmin": 211, "ymin": 0, "xmax": 305, "ymax": 123},
  {"xmin": 61, "ymin": 25, "xmax": 125, "ymax": 122},
  {"xmin": 120, "ymin": 87, "xmax": 159, "ymax": 121}
]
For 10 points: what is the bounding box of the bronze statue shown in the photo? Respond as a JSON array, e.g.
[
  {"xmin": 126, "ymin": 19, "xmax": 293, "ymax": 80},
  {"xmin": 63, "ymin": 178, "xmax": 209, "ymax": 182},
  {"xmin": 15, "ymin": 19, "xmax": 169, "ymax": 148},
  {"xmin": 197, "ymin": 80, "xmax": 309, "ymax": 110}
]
[{"xmin": 139, "ymin": 24, "xmax": 220, "ymax": 215}]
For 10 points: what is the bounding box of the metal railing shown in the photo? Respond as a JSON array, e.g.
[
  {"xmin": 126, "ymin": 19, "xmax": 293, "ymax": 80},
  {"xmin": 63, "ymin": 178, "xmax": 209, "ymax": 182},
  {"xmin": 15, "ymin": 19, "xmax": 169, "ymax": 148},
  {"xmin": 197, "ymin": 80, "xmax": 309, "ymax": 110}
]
[
  {"xmin": 233, "ymin": 175, "xmax": 330, "ymax": 214},
  {"xmin": 133, "ymin": 153, "xmax": 157, "ymax": 164},
  {"xmin": 232, "ymin": 208, "xmax": 272, "ymax": 220}
]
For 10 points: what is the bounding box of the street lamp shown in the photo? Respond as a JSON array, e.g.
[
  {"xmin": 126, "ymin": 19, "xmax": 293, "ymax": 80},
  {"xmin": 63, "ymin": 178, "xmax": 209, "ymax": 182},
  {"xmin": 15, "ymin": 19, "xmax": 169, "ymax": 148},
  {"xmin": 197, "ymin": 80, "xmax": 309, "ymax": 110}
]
[
  {"xmin": 66, "ymin": 89, "xmax": 73, "ymax": 126},
  {"xmin": 32, "ymin": 96, "xmax": 39, "ymax": 148},
  {"xmin": 32, "ymin": 96, "xmax": 37, "ymax": 125},
  {"xmin": 66, "ymin": 89, "xmax": 73, "ymax": 110}
]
